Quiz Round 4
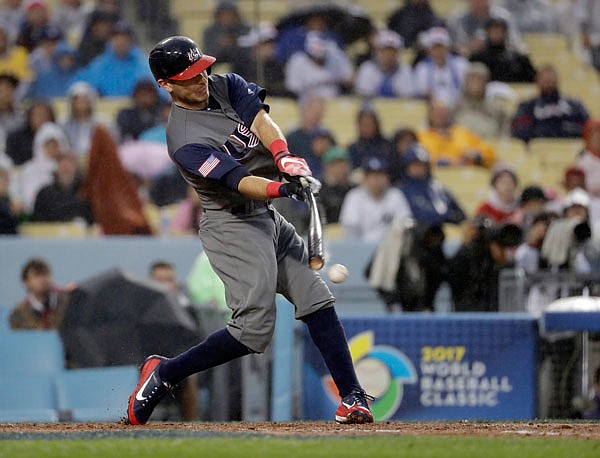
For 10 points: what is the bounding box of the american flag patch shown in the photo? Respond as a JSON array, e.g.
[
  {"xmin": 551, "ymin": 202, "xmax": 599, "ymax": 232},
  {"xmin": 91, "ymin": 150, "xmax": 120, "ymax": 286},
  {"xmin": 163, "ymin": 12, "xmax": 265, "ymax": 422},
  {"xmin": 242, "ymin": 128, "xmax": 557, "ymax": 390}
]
[{"xmin": 198, "ymin": 154, "xmax": 221, "ymax": 177}]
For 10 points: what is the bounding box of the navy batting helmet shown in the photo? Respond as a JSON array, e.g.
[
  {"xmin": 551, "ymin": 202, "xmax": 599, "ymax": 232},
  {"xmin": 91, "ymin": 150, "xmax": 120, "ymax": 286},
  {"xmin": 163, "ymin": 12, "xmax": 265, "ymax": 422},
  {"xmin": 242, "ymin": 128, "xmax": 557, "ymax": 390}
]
[{"xmin": 149, "ymin": 36, "xmax": 216, "ymax": 81}]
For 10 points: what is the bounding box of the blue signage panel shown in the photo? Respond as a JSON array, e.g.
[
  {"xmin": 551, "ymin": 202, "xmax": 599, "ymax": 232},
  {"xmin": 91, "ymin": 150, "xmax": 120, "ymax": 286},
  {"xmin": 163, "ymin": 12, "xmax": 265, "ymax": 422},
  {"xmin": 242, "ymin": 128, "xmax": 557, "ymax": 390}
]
[{"xmin": 303, "ymin": 314, "xmax": 537, "ymax": 421}]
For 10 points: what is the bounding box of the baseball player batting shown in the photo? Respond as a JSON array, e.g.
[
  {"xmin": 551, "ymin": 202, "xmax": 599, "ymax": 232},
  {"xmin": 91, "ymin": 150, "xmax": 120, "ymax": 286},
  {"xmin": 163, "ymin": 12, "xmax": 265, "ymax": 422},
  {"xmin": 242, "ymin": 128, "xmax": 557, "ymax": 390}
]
[{"xmin": 126, "ymin": 36, "xmax": 373, "ymax": 425}]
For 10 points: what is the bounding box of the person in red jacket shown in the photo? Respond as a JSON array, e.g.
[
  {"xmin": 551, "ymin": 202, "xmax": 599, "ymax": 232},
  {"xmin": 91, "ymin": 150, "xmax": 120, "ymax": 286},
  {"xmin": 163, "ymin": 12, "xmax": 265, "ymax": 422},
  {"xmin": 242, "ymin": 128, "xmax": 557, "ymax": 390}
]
[{"xmin": 475, "ymin": 162, "xmax": 519, "ymax": 223}]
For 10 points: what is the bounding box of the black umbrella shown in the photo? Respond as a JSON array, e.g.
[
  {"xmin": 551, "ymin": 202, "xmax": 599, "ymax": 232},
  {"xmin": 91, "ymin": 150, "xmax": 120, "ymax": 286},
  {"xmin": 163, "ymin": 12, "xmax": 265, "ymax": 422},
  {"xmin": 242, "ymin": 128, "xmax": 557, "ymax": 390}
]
[
  {"xmin": 60, "ymin": 268, "xmax": 202, "ymax": 368},
  {"xmin": 275, "ymin": 4, "xmax": 373, "ymax": 45}
]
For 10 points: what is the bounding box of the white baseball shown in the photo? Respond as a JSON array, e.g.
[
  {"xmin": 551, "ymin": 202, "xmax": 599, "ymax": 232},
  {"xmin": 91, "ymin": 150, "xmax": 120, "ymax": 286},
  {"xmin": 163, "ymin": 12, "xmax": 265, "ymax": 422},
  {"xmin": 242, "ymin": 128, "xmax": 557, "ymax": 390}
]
[{"xmin": 327, "ymin": 263, "xmax": 349, "ymax": 283}]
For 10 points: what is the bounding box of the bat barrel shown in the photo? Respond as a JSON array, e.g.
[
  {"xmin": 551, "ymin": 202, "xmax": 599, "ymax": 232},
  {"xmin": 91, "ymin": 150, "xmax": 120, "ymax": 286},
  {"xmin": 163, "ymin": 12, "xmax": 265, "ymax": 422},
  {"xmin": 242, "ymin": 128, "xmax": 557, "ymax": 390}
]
[{"xmin": 304, "ymin": 186, "xmax": 324, "ymax": 270}]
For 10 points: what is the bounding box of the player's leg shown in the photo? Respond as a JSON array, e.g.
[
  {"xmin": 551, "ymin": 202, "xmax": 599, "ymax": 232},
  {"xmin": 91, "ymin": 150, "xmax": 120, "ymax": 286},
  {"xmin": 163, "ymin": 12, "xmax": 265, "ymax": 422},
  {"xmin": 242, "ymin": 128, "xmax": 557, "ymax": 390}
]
[
  {"xmin": 273, "ymin": 210, "xmax": 374, "ymax": 423},
  {"xmin": 128, "ymin": 210, "xmax": 279, "ymax": 425}
]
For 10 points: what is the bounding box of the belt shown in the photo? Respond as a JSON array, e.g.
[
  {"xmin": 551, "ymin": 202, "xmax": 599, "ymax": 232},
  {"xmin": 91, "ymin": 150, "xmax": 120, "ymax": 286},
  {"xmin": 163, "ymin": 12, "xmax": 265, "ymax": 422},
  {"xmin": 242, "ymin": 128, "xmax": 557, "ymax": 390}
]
[{"xmin": 204, "ymin": 200, "xmax": 267, "ymax": 215}]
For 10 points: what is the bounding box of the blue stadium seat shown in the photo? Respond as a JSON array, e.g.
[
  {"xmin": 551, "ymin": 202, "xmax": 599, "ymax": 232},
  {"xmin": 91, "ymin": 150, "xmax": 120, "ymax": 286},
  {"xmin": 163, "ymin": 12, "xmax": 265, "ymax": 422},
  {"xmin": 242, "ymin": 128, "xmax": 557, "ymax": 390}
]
[
  {"xmin": 0, "ymin": 330, "xmax": 65, "ymax": 375},
  {"xmin": 55, "ymin": 366, "xmax": 139, "ymax": 422},
  {"xmin": 0, "ymin": 374, "xmax": 58, "ymax": 422},
  {"xmin": 0, "ymin": 307, "xmax": 9, "ymax": 332}
]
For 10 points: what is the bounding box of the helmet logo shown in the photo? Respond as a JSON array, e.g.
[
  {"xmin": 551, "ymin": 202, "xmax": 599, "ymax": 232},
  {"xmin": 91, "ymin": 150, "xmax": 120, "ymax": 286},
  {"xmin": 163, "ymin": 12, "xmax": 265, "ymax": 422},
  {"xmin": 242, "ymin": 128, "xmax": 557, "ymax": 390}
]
[{"xmin": 187, "ymin": 47, "xmax": 201, "ymax": 63}]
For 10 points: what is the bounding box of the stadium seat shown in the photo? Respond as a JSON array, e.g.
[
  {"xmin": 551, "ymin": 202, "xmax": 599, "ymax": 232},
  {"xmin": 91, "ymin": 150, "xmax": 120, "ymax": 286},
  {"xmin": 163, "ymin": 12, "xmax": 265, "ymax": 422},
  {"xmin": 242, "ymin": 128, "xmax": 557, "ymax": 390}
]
[
  {"xmin": 18, "ymin": 221, "xmax": 88, "ymax": 238},
  {"xmin": 54, "ymin": 366, "xmax": 139, "ymax": 422},
  {"xmin": 0, "ymin": 374, "xmax": 58, "ymax": 422},
  {"xmin": 434, "ymin": 166, "xmax": 491, "ymax": 217},
  {"xmin": 0, "ymin": 330, "xmax": 65, "ymax": 375},
  {"xmin": 0, "ymin": 307, "xmax": 9, "ymax": 332}
]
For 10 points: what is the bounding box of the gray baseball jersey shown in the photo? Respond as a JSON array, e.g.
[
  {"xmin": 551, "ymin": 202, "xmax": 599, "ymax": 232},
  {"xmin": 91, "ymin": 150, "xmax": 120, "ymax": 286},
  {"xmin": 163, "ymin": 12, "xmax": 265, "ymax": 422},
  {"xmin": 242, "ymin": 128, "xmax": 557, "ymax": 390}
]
[{"xmin": 166, "ymin": 73, "xmax": 333, "ymax": 353}]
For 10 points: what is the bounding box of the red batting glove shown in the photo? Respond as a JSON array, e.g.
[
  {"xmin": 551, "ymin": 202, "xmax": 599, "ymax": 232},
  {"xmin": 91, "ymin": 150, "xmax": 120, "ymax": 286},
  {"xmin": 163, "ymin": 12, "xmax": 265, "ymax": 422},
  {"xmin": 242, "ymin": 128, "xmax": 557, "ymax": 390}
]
[{"xmin": 270, "ymin": 139, "xmax": 312, "ymax": 177}]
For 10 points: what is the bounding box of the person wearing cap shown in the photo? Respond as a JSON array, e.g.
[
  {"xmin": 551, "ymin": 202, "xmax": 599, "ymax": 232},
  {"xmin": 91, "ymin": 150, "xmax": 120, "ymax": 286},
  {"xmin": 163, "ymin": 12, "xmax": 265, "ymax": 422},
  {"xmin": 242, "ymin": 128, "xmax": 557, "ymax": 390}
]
[
  {"xmin": 339, "ymin": 157, "xmax": 412, "ymax": 242},
  {"xmin": 387, "ymin": 0, "xmax": 442, "ymax": 48},
  {"xmin": 318, "ymin": 146, "xmax": 355, "ymax": 224},
  {"xmin": 76, "ymin": 9, "xmax": 119, "ymax": 67},
  {"xmin": 511, "ymin": 64, "xmax": 589, "ymax": 142},
  {"xmin": 397, "ymin": 143, "xmax": 466, "ymax": 226},
  {"xmin": 232, "ymin": 22, "xmax": 289, "ymax": 97},
  {"xmin": 413, "ymin": 26, "xmax": 469, "ymax": 105},
  {"xmin": 510, "ymin": 185, "xmax": 549, "ymax": 232},
  {"xmin": 576, "ymin": 120, "xmax": 600, "ymax": 198},
  {"xmin": 27, "ymin": 23, "xmax": 63, "ymax": 76},
  {"xmin": 16, "ymin": 0, "xmax": 51, "ymax": 52},
  {"xmin": 453, "ymin": 62, "xmax": 508, "ymax": 139},
  {"xmin": 73, "ymin": 21, "xmax": 154, "ymax": 97},
  {"xmin": 469, "ymin": 17, "xmax": 536, "ymax": 83},
  {"xmin": 202, "ymin": 0, "xmax": 249, "ymax": 65},
  {"xmin": 354, "ymin": 29, "xmax": 414, "ymax": 99},
  {"xmin": 475, "ymin": 162, "xmax": 519, "ymax": 223},
  {"xmin": 419, "ymin": 98, "xmax": 496, "ymax": 168},
  {"xmin": 284, "ymin": 31, "xmax": 353, "ymax": 103}
]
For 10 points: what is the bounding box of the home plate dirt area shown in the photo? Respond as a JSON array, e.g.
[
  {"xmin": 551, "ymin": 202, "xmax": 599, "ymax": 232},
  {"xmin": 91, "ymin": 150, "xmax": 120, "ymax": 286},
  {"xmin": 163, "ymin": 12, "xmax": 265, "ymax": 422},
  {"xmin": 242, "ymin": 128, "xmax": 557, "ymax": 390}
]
[{"xmin": 0, "ymin": 422, "xmax": 600, "ymax": 440}]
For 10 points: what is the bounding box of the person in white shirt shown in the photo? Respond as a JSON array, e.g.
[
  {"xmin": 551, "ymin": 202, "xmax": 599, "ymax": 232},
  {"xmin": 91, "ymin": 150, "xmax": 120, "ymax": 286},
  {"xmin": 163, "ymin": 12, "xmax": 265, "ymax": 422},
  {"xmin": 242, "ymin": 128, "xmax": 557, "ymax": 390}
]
[
  {"xmin": 413, "ymin": 27, "xmax": 469, "ymax": 106},
  {"xmin": 339, "ymin": 157, "xmax": 412, "ymax": 242},
  {"xmin": 354, "ymin": 29, "xmax": 414, "ymax": 99},
  {"xmin": 284, "ymin": 31, "xmax": 353, "ymax": 103}
]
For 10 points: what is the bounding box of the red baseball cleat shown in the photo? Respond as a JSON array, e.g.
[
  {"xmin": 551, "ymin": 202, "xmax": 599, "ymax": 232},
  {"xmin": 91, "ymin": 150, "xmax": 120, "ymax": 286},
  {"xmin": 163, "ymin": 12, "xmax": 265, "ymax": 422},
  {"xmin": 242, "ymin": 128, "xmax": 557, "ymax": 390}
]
[
  {"xmin": 127, "ymin": 355, "xmax": 171, "ymax": 425},
  {"xmin": 335, "ymin": 389, "xmax": 375, "ymax": 424}
]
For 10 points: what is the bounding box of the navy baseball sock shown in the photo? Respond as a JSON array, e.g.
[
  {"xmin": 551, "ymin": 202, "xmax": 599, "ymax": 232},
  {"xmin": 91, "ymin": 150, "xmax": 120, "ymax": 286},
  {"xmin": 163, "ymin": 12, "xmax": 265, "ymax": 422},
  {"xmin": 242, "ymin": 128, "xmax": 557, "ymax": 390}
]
[
  {"xmin": 302, "ymin": 306, "xmax": 361, "ymax": 398},
  {"xmin": 158, "ymin": 328, "xmax": 250, "ymax": 386}
]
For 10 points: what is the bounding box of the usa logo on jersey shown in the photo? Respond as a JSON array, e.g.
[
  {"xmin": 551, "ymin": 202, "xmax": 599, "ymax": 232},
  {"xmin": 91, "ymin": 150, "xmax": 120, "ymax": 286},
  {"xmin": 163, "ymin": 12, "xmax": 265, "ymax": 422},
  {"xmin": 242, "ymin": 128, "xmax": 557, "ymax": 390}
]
[{"xmin": 221, "ymin": 124, "xmax": 259, "ymax": 158}]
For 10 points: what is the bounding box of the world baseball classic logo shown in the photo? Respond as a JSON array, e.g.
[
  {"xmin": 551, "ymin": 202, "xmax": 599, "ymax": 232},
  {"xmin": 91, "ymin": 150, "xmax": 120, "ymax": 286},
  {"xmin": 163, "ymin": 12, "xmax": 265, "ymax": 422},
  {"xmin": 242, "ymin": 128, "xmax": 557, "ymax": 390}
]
[{"xmin": 322, "ymin": 331, "xmax": 418, "ymax": 420}]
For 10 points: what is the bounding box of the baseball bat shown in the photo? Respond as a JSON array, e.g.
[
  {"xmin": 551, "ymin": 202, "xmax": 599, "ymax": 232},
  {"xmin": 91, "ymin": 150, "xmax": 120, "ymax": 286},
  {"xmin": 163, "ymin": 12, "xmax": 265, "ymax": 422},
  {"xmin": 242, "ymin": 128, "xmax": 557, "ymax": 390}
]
[{"xmin": 303, "ymin": 184, "xmax": 324, "ymax": 270}]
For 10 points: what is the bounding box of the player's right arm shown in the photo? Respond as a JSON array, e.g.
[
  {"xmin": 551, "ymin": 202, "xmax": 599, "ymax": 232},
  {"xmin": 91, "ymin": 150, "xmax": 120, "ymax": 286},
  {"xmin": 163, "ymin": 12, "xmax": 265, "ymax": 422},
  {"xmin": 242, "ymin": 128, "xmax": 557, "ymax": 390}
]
[{"xmin": 173, "ymin": 144, "xmax": 302, "ymax": 201}]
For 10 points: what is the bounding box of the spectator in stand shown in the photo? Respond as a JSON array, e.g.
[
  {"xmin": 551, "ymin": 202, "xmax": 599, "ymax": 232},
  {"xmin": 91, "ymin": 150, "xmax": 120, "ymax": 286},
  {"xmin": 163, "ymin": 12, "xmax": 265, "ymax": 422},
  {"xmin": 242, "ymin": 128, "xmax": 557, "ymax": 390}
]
[
  {"xmin": 16, "ymin": 0, "xmax": 52, "ymax": 52},
  {"xmin": 202, "ymin": 0, "xmax": 249, "ymax": 65},
  {"xmin": 347, "ymin": 106, "xmax": 392, "ymax": 169},
  {"xmin": 514, "ymin": 211, "xmax": 555, "ymax": 273},
  {"xmin": 511, "ymin": 185, "xmax": 549, "ymax": 233},
  {"xmin": 284, "ymin": 31, "xmax": 353, "ymax": 103},
  {"xmin": 453, "ymin": 62, "xmax": 509, "ymax": 139},
  {"xmin": 419, "ymin": 98, "xmax": 496, "ymax": 168},
  {"xmin": 0, "ymin": 23, "xmax": 30, "ymax": 82},
  {"xmin": 116, "ymin": 78, "xmax": 160, "ymax": 142},
  {"xmin": 0, "ymin": 0, "xmax": 24, "ymax": 41},
  {"xmin": 583, "ymin": 366, "xmax": 600, "ymax": 419},
  {"xmin": 0, "ymin": 74, "xmax": 24, "ymax": 143},
  {"xmin": 76, "ymin": 9, "xmax": 118, "ymax": 67},
  {"xmin": 339, "ymin": 157, "xmax": 412, "ymax": 242},
  {"xmin": 61, "ymin": 81, "xmax": 104, "ymax": 159},
  {"xmin": 448, "ymin": 0, "xmax": 524, "ymax": 56},
  {"xmin": 576, "ymin": 120, "xmax": 600, "ymax": 198},
  {"xmin": 233, "ymin": 22, "xmax": 290, "ymax": 97},
  {"xmin": 511, "ymin": 65, "xmax": 590, "ymax": 142},
  {"xmin": 9, "ymin": 257, "xmax": 69, "ymax": 330},
  {"xmin": 0, "ymin": 166, "xmax": 19, "ymax": 233},
  {"xmin": 286, "ymin": 96, "xmax": 325, "ymax": 159},
  {"xmin": 449, "ymin": 220, "xmax": 523, "ymax": 311},
  {"xmin": 318, "ymin": 146, "xmax": 355, "ymax": 224},
  {"xmin": 27, "ymin": 23, "xmax": 62, "ymax": 77},
  {"xmin": 389, "ymin": 127, "xmax": 419, "ymax": 184},
  {"xmin": 397, "ymin": 143, "xmax": 467, "ymax": 226},
  {"xmin": 275, "ymin": 8, "xmax": 344, "ymax": 65},
  {"xmin": 32, "ymin": 152, "xmax": 93, "ymax": 224},
  {"xmin": 6, "ymin": 99, "xmax": 55, "ymax": 165},
  {"xmin": 74, "ymin": 21, "xmax": 153, "ymax": 97},
  {"xmin": 53, "ymin": 0, "xmax": 94, "ymax": 46},
  {"xmin": 578, "ymin": 0, "xmax": 600, "ymax": 74},
  {"xmin": 413, "ymin": 27, "xmax": 469, "ymax": 105},
  {"xmin": 387, "ymin": 0, "xmax": 442, "ymax": 48},
  {"xmin": 500, "ymin": 0, "xmax": 559, "ymax": 33},
  {"xmin": 475, "ymin": 162, "xmax": 519, "ymax": 223},
  {"xmin": 469, "ymin": 17, "xmax": 536, "ymax": 83},
  {"xmin": 354, "ymin": 29, "xmax": 414, "ymax": 99},
  {"xmin": 15, "ymin": 121, "xmax": 69, "ymax": 213},
  {"xmin": 26, "ymin": 41, "xmax": 77, "ymax": 98},
  {"xmin": 303, "ymin": 127, "xmax": 335, "ymax": 180}
]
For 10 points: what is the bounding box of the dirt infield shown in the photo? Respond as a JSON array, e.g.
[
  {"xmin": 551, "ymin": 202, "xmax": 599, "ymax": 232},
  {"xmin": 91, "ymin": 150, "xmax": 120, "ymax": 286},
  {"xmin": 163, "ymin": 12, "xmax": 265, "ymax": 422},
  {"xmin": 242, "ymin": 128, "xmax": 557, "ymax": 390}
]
[{"xmin": 1, "ymin": 421, "xmax": 600, "ymax": 440}]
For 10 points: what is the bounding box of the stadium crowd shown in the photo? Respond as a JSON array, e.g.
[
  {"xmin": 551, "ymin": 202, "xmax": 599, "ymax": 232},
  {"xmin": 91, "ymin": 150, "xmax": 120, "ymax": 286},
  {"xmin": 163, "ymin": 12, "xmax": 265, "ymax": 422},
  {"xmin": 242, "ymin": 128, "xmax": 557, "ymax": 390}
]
[{"xmin": 0, "ymin": 0, "xmax": 600, "ymax": 314}]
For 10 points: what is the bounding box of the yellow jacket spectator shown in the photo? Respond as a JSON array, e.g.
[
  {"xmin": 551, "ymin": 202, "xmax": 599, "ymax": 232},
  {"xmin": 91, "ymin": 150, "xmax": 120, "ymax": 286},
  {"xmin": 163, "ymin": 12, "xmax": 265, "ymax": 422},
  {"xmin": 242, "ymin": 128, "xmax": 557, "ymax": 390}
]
[
  {"xmin": 0, "ymin": 25, "xmax": 31, "ymax": 82},
  {"xmin": 418, "ymin": 98, "xmax": 496, "ymax": 168}
]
